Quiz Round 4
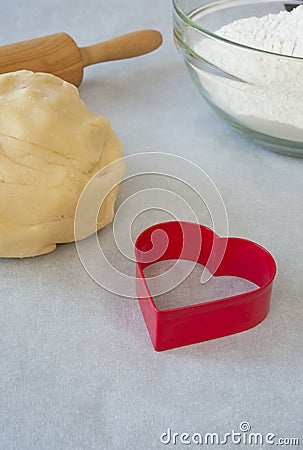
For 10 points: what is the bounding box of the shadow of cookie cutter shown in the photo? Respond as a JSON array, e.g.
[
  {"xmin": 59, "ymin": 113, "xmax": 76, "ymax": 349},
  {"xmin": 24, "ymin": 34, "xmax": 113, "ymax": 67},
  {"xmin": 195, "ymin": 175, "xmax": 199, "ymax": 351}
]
[{"xmin": 135, "ymin": 221, "xmax": 276, "ymax": 351}]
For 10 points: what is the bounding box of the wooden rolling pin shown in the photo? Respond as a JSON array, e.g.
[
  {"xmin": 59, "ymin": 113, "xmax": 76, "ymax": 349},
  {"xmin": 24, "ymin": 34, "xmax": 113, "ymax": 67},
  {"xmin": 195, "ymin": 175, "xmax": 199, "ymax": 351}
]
[{"xmin": 0, "ymin": 30, "xmax": 163, "ymax": 87}]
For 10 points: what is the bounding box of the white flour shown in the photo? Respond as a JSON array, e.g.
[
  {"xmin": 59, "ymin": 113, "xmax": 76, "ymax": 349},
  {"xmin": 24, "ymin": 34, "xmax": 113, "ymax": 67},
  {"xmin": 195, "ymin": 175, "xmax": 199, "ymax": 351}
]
[
  {"xmin": 217, "ymin": 7, "xmax": 303, "ymax": 58},
  {"xmin": 195, "ymin": 6, "xmax": 303, "ymax": 141}
]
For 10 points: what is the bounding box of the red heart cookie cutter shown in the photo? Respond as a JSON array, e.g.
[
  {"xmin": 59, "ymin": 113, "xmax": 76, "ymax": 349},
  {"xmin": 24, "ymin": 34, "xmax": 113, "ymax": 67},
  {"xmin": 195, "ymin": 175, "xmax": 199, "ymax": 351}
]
[{"xmin": 135, "ymin": 221, "xmax": 276, "ymax": 351}]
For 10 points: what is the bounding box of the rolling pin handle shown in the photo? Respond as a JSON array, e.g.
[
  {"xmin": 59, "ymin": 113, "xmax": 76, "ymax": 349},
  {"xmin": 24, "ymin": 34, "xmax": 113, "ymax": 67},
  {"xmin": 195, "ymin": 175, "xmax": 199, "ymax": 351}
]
[{"xmin": 80, "ymin": 30, "xmax": 163, "ymax": 67}]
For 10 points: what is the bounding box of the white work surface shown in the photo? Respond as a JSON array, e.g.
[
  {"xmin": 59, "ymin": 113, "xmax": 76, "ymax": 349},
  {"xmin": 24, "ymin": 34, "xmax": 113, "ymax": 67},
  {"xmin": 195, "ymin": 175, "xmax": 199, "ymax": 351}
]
[{"xmin": 1, "ymin": 1, "xmax": 302, "ymax": 449}]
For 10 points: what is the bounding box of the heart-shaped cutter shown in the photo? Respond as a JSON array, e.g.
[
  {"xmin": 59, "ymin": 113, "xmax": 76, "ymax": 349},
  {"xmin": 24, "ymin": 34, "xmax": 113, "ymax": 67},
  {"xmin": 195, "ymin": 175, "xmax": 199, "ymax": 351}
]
[{"xmin": 135, "ymin": 221, "xmax": 276, "ymax": 351}]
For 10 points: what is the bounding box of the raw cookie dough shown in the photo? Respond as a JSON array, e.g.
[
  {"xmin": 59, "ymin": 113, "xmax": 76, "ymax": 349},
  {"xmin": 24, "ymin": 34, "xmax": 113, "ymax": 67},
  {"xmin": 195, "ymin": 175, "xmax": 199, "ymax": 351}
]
[{"xmin": 0, "ymin": 70, "xmax": 124, "ymax": 257}]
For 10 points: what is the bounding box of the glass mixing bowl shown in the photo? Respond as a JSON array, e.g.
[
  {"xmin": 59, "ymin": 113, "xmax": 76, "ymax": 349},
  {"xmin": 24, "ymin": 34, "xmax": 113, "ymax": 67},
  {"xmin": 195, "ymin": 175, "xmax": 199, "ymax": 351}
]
[{"xmin": 173, "ymin": 0, "xmax": 303, "ymax": 156}]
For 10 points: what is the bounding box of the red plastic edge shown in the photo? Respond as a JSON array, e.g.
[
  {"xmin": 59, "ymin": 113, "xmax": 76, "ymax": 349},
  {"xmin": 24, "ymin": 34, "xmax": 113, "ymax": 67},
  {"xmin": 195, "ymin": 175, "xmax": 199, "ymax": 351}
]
[{"xmin": 135, "ymin": 221, "xmax": 277, "ymax": 351}]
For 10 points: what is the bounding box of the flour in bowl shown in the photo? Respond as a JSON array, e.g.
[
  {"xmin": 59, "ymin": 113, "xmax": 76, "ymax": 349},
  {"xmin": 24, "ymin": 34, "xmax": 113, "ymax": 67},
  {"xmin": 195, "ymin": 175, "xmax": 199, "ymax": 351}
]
[
  {"xmin": 217, "ymin": 6, "xmax": 303, "ymax": 57},
  {"xmin": 194, "ymin": 6, "xmax": 303, "ymax": 141}
]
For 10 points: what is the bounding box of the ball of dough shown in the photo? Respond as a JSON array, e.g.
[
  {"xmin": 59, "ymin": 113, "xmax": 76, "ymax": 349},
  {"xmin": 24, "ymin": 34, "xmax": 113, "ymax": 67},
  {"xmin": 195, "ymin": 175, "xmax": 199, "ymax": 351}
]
[{"xmin": 0, "ymin": 70, "xmax": 124, "ymax": 257}]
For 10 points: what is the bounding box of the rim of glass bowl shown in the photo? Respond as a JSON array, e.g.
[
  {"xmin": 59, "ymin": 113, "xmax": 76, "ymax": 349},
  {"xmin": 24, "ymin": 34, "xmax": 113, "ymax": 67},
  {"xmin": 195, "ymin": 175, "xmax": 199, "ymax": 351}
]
[{"xmin": 173, "ymin": 0, "xmax": 303, "ymax": 61}]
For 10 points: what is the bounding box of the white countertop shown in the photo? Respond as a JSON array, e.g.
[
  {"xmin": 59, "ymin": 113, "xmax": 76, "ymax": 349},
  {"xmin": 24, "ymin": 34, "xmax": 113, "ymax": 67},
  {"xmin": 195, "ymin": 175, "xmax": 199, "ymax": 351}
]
[{"xmin": 1, "ymin": 1, "xmax": 302, "ymax": 449}]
